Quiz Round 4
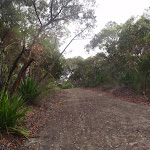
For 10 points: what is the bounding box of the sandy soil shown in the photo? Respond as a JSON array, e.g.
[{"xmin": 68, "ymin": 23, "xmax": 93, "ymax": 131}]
[{"xmin": 19, "ymin": 88, "xmax": 150, "ymax": 150}]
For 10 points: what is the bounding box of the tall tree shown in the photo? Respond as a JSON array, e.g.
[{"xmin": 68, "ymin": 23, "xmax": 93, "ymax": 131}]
[
  {"xmin": 85, "ymin": 9, "xmax": 150, "ymax": 92},
  {"xmin": 0, "ymin": 0, "xmax": 96, "ymax": 96}
]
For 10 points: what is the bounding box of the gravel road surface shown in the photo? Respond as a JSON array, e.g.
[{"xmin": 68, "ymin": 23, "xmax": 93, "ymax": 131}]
[{"xmin": 21, "ymin": 88, "xmax": 150, "ymax": 150}]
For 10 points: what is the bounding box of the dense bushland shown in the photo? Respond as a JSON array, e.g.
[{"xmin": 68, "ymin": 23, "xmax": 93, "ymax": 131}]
[
  {"xmin": 0, "ymin": 0, "xmax": 96, "ymax": 136},
  {"xmin": 68, "ymin": 10, "xmax": 150, "ymax": 98}
]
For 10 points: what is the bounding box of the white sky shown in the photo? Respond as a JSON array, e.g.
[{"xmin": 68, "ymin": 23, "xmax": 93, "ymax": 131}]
[{"xmin": 63, "ymin": 0, "xmax": 150, "ymax": 59}]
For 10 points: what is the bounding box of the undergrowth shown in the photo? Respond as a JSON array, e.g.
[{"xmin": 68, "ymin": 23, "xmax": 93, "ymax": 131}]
[{"xmin": 0, "ymin": 89, "xmax": 30, "ymax": 137}]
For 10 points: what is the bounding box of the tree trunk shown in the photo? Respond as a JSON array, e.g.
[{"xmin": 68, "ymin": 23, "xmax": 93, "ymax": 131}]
[
  {"xmin": 5, "ymin": 49, "xmax": 25, "ymax": 90},
  {"xmin": 5, "ymin": 39, "xmax": 26, "ymax": 92},
  {"xmin": 11, "ymin": 58, "xmax": 34, "ymax": 98}
]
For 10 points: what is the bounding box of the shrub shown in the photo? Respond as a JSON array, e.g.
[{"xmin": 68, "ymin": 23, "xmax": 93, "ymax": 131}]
[
  {"xmin": 93, "ymin": 74, "xmax": 108, "ymax": 86},
  {"xmin": 50, "ymin": 86, "xmax": 61, "ymax": 94},
  {"xmin": 120, "ymin": 72, "xmax": 135, "ymax": 86},
  {"xmin": 62, "ymin": 81, "xmax": 74, "ymax": 89},
  {"xmin": 0, "ymin": 89, "xmax": 30, "ymax": 137},
  {"xmin": 18, "ymin": 77, "xmax": 41, "ymax": 104},
  {"xmin": 132, "ymin": 74, "xmax": 145, "ymax": 92}
]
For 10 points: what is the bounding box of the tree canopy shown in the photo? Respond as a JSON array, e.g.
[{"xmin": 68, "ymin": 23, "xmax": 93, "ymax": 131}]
[
  {"xmin": 69, "ymin": 9, "xmax": 150, "ymax": 98},
  {"xmin": 0, "ymin": 0, "xmax": 96, "ymax": 96}
]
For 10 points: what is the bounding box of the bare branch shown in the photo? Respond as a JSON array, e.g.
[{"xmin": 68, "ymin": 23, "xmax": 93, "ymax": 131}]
[
  {"xmin": 32, "ymin": 0, "xmax": 43, "ymax": 27},
  {"xmin": 59, "ymin": 26, "xmax": 89, "ymax": 56},
  {"xmin": 52, "ymin": 11, "xmax": 80, "ymax": 22},
  {"xmin": 40, "ymin": 1, "xmax": 76, "ymax": 31},
  {"xmin": 50, "ymin": 0, "xmax": 54, "ymax": 19},
  {"xmin": 44, "ymin": 6, "xmax": 64, "ymax": 28},
  {"xmin": 39, "ymin": 26, "xmax": 89, "ymax": 83}
]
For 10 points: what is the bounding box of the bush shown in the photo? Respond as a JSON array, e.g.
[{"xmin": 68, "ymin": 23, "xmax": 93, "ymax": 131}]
[
  {"xmin": 120, "ymin": 72, "xmax": 135, "ymax": 86},
  {"xmin": 93, "ymin": 74, "xmax": 108, "ymax": 86},
  {"xmin": 18, "ymin": 77, "xmax": 41, "ymax": 104},
  {"xmin": 0, "ymin": 89, "xmax": 30, "ymax": 137},
  {"xmin": 62, "ymin": 81, "xmax": 74, "ymax": 89},
  {"xmin": 50, "ymin": 86, "xmax": 62, "ymax": 94},
  {"xmin": 132, "ymin": 74, "xmax": 145, "ymax": 92}
]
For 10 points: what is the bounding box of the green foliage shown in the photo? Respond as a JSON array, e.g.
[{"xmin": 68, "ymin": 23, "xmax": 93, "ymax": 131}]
[
  {"xmin": 93, "ymin": 74, "xmax": 108, "ymax": 86},
  {"xmin": 0, "ymin": 0, "xmax": 96, "ymax": 99},
  {"xmin": 139, "ymin": 52, "xmax": 150, "ymax": 74},
  {"xmin": 48, "ymin": 81, "xmax": 56, "ymax": 89},
  {"xmin": 18, "ymin": 77, "xmax": 41, "ymax": 104},
  {"xmin": 67, "ymin": 54, "xmax": 109, "ymax": 87},
  {"xmin": 50, "ymin": 87, "xmax": 62, "ymax": 94},
  {"xmin": 62, "ymin": 81, "xmax": 74, "ymax": 89},
  {"xmin": 132, "ymin": 74, "xmax": 145, "ymax": 92},
  {"xmin": 82, "ymin": 10, "xmax": 150, "ymax": 94},
  {"xmin": 65, "ymin": 9, "xmax": 150, "ymax": 95},
  {"xmin": 120, "ymin": 72, "xmax": 135, "ymax": 86},
  {"xmin": 0, "ymin": 88, "xmax": 30, "ymax": 136}
]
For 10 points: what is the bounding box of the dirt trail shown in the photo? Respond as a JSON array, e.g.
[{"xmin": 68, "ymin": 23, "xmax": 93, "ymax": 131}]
[{"xmin": 21, "ymin": 88, "xmax": 150, "ymax": 150}]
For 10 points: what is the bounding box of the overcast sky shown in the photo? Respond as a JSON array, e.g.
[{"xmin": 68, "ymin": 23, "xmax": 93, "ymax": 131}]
[{"xmin": 63, "ymin": 0, "xmax": 150, "ymax": 59}]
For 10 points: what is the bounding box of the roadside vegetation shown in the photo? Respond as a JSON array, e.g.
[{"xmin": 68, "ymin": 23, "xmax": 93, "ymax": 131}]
[
  {"xmin": 1, "ymin": 0, "xmax": 150, "ymax": 149},
  {"xmin": 68, "ymin": 9, "xmax": 150, "ymax": 99},
  {"xmin": 0, "ymin": 0, "xmax": 95, "ymax": 145}
]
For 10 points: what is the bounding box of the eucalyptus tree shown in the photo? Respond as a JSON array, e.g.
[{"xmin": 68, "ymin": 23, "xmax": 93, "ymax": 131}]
[
  {"xmin": 86, "ymin": 10, "xmax": 150, "ymax": 91},
  {"xmin": 0, "ymin": 0, "xmax": 32, "ymax": 90},
  {"xmin": 85, "ymin": 21, "xmax": 119, "ymax": 54},
  {"xmin": 68, "ymin": 54, "xmax": 107, "ymax": 87},
  {"xmin": 0, "ymin": 0, "xmax": 96, "ymax": 96}
]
